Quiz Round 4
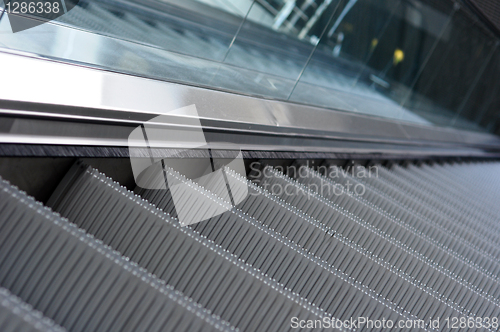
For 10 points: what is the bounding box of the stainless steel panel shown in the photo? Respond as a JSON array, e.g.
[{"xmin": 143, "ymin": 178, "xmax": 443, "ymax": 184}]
[{"xmin": 0, "ymin": 50, "xmax": 499, "ymax": 153}]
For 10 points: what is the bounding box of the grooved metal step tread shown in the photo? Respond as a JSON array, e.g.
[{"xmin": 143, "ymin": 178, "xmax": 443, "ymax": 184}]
[
  {"xmin": 0, "ymin": 177, "xmax": 234, "ymax": 332},
  {"xmin": 48, "ymin": 162, "xmax": 322, "ymax": 332},
  {"xmin": 2, "ymin": 158, "xmax": 500, "ymax": 332},
  {"xmin": 0, "ymin": 287, "xmax": 66, "ymax": 332}
]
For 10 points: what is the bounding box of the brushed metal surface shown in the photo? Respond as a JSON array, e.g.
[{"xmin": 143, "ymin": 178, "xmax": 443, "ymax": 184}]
[{"xmin": 0, "ymin": 51, "xmax": 499, "ymax": 154}]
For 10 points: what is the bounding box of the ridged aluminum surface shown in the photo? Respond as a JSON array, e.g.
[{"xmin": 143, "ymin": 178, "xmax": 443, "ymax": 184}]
[
  {"xmin": 0, "ymin": 176, "xmax": 234, "ymax": 332},
  {"xmin": 0, "ymin": 159, "xmax": 499, "ymax": 331},
  {"xmin": 468, "ymin": 0, "xmax": 500, "ymax": 33},
  {"xmin": 48, "ymin": 163, "xmax": 322, "ymax": 332},
  {"xmin": 0, "ymin": 287, "xmax": 66, "ymax": 332}
]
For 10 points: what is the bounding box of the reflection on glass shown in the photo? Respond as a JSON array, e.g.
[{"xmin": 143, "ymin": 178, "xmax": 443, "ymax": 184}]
[
  {"xmin": 212, "ymin": 0, "xmax": 343, "ymax": 97},
  {"xmin": 289, "ymin": 0, "xmax": 500, "ymax": 133},
  {"xmin": 0, "ymin": 0, "xmax": 499, "ymax": 134},
  {"xmin": 403, "ymin": 6, "xmax": 497, "ymax": 131},
  {"xmin": 455, "ymin": 47, "xmax": 500, "ymax": 133},
  {"xmin": 290, "ymin": 0, "xmax": 436, "ymax": 124}
]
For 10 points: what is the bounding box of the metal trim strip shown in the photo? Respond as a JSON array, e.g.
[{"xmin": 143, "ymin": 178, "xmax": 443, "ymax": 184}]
[{"xmin": 0, "ymin": 50, "xmax": 499, "ymax": 153}]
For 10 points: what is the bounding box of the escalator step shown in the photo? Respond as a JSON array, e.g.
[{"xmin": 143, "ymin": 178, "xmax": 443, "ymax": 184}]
[
  {"xmin": 0, "ymin": 177, "xmax": 234, "ymax": 332},
  {"xmin": 48, "ymin": 162, "xmax": 323, "ymax": 332},
  {"xmin": 0, "ymin": 287, "xmax": 66, "ymax": 332}
]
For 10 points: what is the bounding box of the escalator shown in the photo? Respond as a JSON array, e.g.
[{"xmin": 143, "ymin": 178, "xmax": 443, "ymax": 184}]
[
  {"xmin": 1, "ymin": 0, "xmax": 500, "ymax": 331},
  {"xmin": 1, "ymin": 158, "xmax": 500, "ymax": 331}
]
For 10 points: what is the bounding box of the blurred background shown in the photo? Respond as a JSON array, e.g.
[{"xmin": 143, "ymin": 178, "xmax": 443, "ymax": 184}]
[{"xmin": 1, "ymin": 0, "xmax": 499, "ymax": 134}]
